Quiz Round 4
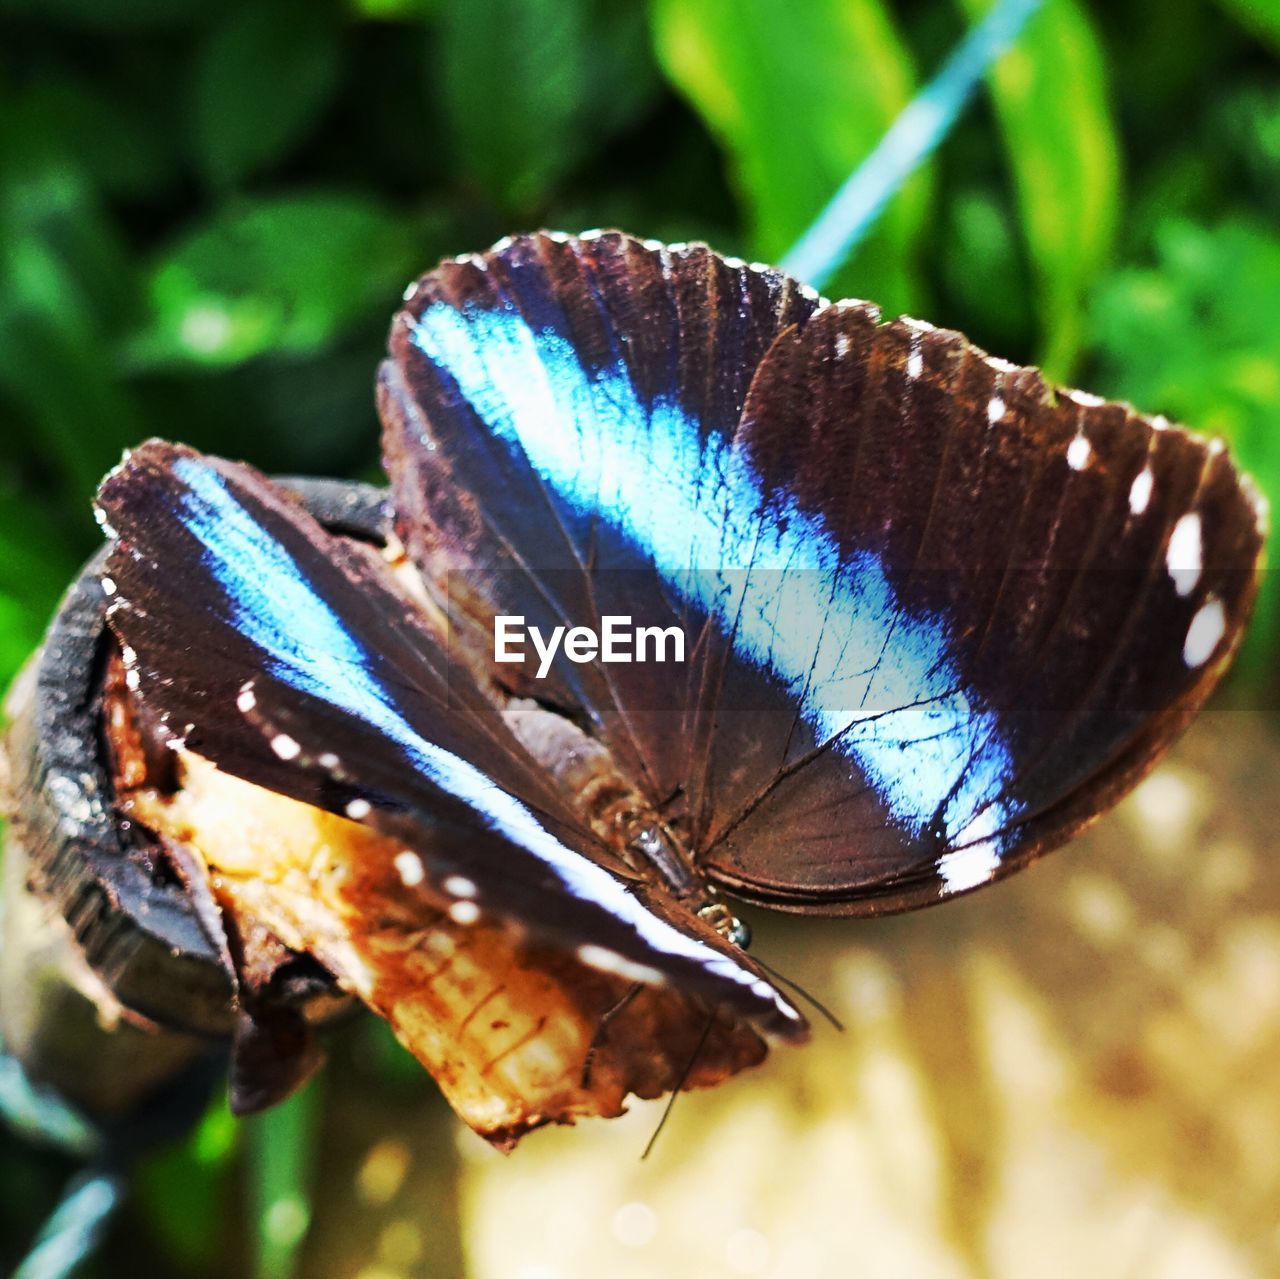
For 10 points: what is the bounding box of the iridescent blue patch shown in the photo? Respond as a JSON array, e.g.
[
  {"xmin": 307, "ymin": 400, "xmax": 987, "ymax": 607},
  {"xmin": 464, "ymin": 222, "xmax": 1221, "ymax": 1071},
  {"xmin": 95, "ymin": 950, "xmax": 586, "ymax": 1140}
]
[{"xmin": 411, "ymin": 301, "xmax": 1014, "ymax": 852}]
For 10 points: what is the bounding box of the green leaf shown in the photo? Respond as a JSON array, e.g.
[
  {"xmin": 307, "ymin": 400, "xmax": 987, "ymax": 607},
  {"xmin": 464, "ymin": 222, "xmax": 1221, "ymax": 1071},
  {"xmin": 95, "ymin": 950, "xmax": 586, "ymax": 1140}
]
[
  {"xmin": 129, "ymin": 192, "xmax": 423, "ymax": 367},
  {"xmin": 0, "ymin": 0, "xmax": 213, "ymax": 26},
  {"xmin": 246, "ymin": 1080, "xmax": 320, "ymax": 1279},
  {"xmin": 134, "ymin": 1096, "xmax": 240, "ymax": 1270},
  {"xmin": 192, "ymin": 2, "xmax": 344, "ymax": 190},
  {"xmin": 1090, "ymin": 217, "xmax": 1280, "ymax": 689},
  {"xmin": 650, "ymin": 0, "xmax": 927, "ymax": 314},
  {"xmin": 0, "ymin": 117, "xmax": 145, "ymax": 497},
  {"xmin": 939, "ymin": 187, "xmax": 1034, "ymax": 350},
  {"xmin": 1212, "ymin": 0, "xmax": 1280, "ymax": 51},
  {"xmin": 0, "ymin": 536, "xmax": 69, "ymax": 716},
  {"xmin": 439, "ymin": 0, "xmax": 658, "ymax": 211},
  {"xmin": 7, "ymin": 79, "xmax": 175, "ymax": 203},
  {"xmin": 958, "ymin": 0, "xmax": 1120, "ymax": 379},
  {"xmin": 1214, "ymin": 81, "xmax": 1280, "ymax": 215},
  {"xmin": 352, "ymin": 0, "xmax": 439, "ymax": 18},
  {"xmin": 0, "ymin": 481, "xmax": 82, "ymax": 681}
]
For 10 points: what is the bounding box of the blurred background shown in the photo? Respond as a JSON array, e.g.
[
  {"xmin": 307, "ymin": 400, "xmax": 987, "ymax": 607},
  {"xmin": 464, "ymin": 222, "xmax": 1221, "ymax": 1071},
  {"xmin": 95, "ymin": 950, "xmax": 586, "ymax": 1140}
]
[{"xmin": 0, "ymin": 0, "xmax": 1277, "ymax": 1275}]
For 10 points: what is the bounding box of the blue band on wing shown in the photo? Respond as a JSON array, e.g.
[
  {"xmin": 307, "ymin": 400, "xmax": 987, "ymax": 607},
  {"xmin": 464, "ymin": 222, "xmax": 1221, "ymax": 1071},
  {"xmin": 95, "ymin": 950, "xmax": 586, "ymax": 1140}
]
[
  {"xmin": 410, "ymin": 302, "xmax": 1015, "ymax": 857},
  {"xmin": 168, "ymin": 457, "xmax": 783, "ymax": 1001}
]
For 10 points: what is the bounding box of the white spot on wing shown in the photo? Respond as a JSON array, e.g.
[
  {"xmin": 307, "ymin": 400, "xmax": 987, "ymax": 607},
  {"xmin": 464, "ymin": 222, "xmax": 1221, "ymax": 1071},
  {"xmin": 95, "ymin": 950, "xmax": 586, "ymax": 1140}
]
[
  {"xmin": 345, "ymin": 798, "xmax": 372, "ymax": 821},
  {"xmin": 1184, "ymin": 596, "xmax": 1226, "ymax": 667},
  {"xmin": 1066, "ymin": 435, "xmax": 1092, "ymax": 470},
  {"xmin": 576, "ymin": 943, "xmax": 665, "ymax": 986},
  {"xmin": 442, "ymin": 874, "xmax": 477, "ymax": 898},
  {"xmin": 448, "ymin": 899, "xmax": 480, "ymax": 925},
  {"xmin": 938, "ymin": 842, "xmax": 1001, "ymax": 894},
  {"xmin": 94, "ymin": 506, "xmax": 118, "ymax": 538},
  {"xmin": 236, "ymin": 687, "xmax": 256, "ymax": 713},
  {"xmin": 1067, "ymin": 388, "xmax": 1106, "ymax": 407},
  {"xmin": 1167, "ymin": 512, "xmax": 1203, "ymax": 596},
  {"xmin": 101, "ymin": 576, "xmax": 116, "ymax": 596},
  {"xmin": 270, "ymin": 733, "xmax": 301, "ymax": 760},
  {"xmin": 987, "ymin": 396, "xmax": 1005, "ymax": 424},
  {"xmin": 1129, "ymin": 467, "xmax": 1154, "ymax": 515},
  {"xmin": 394, "ymin": 851, "xmax": 425, "ymax": 887}
]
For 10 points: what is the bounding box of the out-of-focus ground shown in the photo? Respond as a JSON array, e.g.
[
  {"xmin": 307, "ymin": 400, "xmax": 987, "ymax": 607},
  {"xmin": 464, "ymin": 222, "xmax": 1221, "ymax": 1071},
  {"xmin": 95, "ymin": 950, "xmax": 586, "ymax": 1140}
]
[{"xmin": 299, "ymin": 709, "xmax": 1280, "ymax": 1279}]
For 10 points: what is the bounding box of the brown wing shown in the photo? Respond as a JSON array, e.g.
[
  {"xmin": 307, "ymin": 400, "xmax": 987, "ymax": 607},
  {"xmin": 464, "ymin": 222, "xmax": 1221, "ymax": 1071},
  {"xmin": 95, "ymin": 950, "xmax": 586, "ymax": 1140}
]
[
  {"xmin": 696, "ymin": 305, "xmax": 1265, "ymax": 911},
  {"xmin": 380, "ymin": 230, "xmax": 821, "ymax": 807},
  {"xmin": 378, "ymin": 232, "xmax": 1265, "ymax": 916}
]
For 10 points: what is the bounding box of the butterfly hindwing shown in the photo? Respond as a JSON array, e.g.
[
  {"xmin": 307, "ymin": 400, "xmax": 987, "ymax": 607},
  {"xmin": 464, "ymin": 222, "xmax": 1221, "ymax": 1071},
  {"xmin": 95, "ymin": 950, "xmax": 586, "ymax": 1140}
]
[{"xmin": 698, "ymin": 305, "xmax": 1264, "ymax": 907}]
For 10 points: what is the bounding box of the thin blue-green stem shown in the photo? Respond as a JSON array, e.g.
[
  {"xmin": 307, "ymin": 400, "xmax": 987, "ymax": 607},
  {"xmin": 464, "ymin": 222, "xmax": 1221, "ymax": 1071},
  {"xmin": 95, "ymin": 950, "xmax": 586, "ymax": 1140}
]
[
  {"xmin": 780, "ymin": 0, "xmax": 1046, "ymax": 290},
  {"xmin": 12, "ymin": 1171, "xmax": 123, "ymax": 1279},
  {"xmin": 0, "ymin": 1051, "xmax": 99, "ymax": 1156}
]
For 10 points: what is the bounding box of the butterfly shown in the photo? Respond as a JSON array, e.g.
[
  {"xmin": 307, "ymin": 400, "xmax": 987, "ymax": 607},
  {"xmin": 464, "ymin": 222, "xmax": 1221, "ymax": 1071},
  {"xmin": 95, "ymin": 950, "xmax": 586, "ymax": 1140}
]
[{"xmin": 96, "ymin": 230, "xmax": 1266, "ymax": 1083}]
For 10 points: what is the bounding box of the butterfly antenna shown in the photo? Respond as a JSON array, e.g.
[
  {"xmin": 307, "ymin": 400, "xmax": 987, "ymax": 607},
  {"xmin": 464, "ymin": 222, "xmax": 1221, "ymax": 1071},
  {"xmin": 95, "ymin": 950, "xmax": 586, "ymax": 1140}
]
[
  {"xmin": 750, "ymin": 956, "xmax": 844, "ymax": 1032},
  {"xmin": 580, "ymin": 982, "xmax": 643, "ymax": 1089},
  {"xmin": 641, "ymin": 1009, "xmax": 716, "ymax": 1162}
]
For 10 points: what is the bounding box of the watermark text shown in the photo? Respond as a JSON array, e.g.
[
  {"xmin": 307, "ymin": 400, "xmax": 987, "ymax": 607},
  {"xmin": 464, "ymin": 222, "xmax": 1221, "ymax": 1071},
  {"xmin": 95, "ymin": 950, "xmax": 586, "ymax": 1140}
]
[{"xmin": 494, "ymin": 615, "xmax": 685, "ymax": 678}]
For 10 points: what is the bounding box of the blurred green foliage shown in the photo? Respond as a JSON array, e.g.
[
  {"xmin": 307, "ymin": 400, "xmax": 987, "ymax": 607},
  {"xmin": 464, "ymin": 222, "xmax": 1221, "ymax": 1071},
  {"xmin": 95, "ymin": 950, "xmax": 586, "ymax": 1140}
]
[
  {"xmin": 652, "ymin": 0, "xmax": 931, "ymax": 309},
  {"xmin": 959, "ymin": 0, "xmax": 1118, "ymax": 378},
  {"xmin": 1, "ymin": 0, "xmax": 1278, "ymax": 1274}
]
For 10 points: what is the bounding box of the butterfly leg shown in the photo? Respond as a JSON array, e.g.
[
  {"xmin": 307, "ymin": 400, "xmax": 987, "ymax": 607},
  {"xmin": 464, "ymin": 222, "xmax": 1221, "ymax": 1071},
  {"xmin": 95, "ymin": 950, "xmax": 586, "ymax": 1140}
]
[{"xmin": 580, "ymin": 981, "xmax": 644, "ymax": 1089}]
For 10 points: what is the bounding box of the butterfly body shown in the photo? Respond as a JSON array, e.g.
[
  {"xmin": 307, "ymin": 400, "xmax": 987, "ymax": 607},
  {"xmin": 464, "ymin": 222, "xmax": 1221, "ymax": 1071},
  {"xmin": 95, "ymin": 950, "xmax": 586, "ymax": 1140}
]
[
  {"xmin": 93, "ymin": 231, "xmax": 1265, "ymax": 1131},
  {"xmin": 501, "ymin": 695, "xmax": 749, "ymax": 945}
]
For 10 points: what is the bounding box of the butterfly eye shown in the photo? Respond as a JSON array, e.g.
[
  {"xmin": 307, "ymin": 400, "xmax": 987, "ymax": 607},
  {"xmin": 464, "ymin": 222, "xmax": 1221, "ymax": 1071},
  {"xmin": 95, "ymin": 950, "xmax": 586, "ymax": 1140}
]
[{"xmin": 696, "ymin": 900, "xmax": 751, "ymax": 949}]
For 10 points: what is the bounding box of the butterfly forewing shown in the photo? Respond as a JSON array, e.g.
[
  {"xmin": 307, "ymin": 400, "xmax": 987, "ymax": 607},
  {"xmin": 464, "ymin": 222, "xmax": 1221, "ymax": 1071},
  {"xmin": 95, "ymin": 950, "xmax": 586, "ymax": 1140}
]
[
  {"xmin": 96, "ymin": 442, "xmax": 807, "ymax": 1040},
  {"xmin": 381, "ymin": 231, "xmax": 823, "ymax": 807}
]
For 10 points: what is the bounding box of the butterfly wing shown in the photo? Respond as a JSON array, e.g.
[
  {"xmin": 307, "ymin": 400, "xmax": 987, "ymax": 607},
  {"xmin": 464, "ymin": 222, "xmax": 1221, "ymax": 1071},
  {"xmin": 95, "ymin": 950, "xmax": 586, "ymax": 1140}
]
[
  {"xmin": 95, "ymin": 441, "xmax": 806, "ymax": 1038},
  {"xmin": 380, "ymin": 230, "xmax": 822, "ymax": 808},
  {"xmin": 696, "ymin": 305, "xmax": 1265, "ymax": 909},
  {"xmin": 383, "ymin": 232, "xmax": 1265, "ymax": 914}
]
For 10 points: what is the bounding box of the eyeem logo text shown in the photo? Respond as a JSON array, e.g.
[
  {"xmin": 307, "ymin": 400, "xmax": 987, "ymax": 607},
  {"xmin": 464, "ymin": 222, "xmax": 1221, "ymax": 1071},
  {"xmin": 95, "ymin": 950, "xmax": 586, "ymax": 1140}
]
[{"xmin": 494, "ymin": 615, "xmax": 686, "ymax": 678}]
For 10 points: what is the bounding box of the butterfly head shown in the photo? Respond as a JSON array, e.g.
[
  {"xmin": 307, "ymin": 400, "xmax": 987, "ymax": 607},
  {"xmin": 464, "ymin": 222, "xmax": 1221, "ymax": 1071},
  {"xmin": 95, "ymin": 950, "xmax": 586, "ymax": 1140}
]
[
  {"xmin": 697, "ymin": 900, "xmax": 752, "ymax": 950},
  {"xmin": 619, "ymin": 815, "xmax": 753, "ymax": 949}
]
